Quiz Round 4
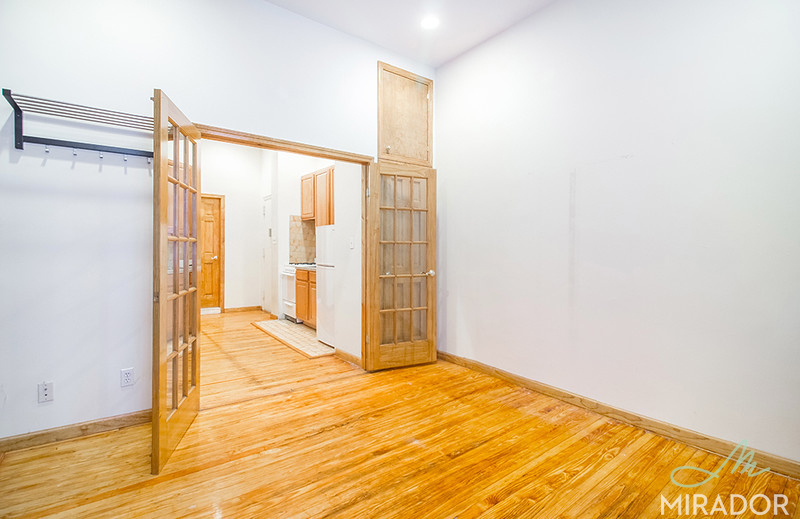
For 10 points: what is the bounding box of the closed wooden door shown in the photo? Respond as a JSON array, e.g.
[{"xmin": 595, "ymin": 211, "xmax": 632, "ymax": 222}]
[
  {"xmin": 152, "ymin": 90, "xmax": 201, "ymax": 474},
  {"xmin": 365, "ymin": 162, "xmax": 437, "ymax": 371},
  {"xmin": 200, "ymin": 195, "xmax": 224, "ymax": 309},
  {"xmin": 378, "ymin": 62, "xmax": 433, "ymax": 167}
]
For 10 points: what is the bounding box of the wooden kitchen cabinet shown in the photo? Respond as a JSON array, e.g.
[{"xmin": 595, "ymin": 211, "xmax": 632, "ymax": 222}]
[
  {"xmin": 314, "ymin": 167, "xmax": 334, "ymax": 227},
  {"xmin": 308, "ymin": 271, "xmax": 317, "ymax": 328},
  {"xmin": 300, "ymin": 166, "xmax": 334, "ymax": 226},
  {"xmin": 295, "ymin": 269, "xmax": 316, "ymax": 329},
  {"xmin": 301, "ymin": 173, "xmax": 315, "ymax": 221}
]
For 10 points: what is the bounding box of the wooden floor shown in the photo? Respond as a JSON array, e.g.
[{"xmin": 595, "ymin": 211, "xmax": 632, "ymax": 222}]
[{"xmin": 1, "ymin": 310, "xmax": 797, "ymax": 518}]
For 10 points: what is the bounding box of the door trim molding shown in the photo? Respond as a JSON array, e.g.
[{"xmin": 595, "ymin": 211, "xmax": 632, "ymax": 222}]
[
  {"xmin": 438, "ymin": 351, "xmax": 800, "ymax": 480},
  {"xmin": 196, "ymin": 124, "xmax": 373, "ymax": 165},
  {"xmin": 0, "ymin": 410, "xmax": 151, "ymax": 454},
  {"xmin": 200, "ymin": 193, "xmax": 225, "ymax": 312}
]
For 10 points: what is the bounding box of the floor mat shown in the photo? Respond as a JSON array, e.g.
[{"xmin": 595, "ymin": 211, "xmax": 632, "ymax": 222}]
[{"xmin": 253, "ymin": 319, "xmax": 335, "ymax": 358}]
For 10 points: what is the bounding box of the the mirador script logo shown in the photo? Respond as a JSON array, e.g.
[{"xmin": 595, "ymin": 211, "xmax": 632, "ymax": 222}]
[{"xmin": 661, "ymin": 441, "xmax": 789, "ymax": 516}]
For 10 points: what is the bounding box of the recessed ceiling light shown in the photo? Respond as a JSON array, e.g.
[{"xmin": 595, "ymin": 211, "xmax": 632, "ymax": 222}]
[{"xmin": 421, "ymin": 15, "xmax": 440, "ymax": 30}]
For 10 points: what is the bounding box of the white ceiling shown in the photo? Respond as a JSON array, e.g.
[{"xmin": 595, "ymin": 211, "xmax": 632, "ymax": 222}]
[{"xmin": 266, "ymin": 0, "xmax": 557, "ymax": 68}]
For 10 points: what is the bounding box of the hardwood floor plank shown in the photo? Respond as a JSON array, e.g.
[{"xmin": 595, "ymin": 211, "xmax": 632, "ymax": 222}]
[{"xmin": 0, "ymin": 311, "xmax": 796, "ymax": 518}]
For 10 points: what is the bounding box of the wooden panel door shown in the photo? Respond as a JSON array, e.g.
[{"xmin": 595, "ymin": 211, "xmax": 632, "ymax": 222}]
[
  {"xmin": 200, "ymin": 195, "xmax": 223, "ymax": 309},
  {"xmin": 152, "ymin": 90, "xmax": 201, "ymax": 475},
  {"xmin": 378, "ymin": 62, "xmax": 433, "ymax": 167},
  {"xmin": 365, "ymin": 162, "xmax": 437, "ymax": 371}
]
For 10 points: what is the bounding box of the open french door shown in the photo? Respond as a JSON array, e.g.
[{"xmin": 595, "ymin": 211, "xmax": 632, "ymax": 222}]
[
  {"xmin": 152, "ymin": 90, "xmax": 201, "ymax": 474},
  {"xmin": 365, "ymin": 162, "xmax": 437, "ymax": 371}
]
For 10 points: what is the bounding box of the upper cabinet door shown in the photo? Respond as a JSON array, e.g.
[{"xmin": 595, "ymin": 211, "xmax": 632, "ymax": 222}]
[
  {"xmin": 301, "ymin": 173, "xmax": 315, "ymax": 221},
  {"xmin": 378, "ymin": 62, "xmax": 433, "ymax": 167}
]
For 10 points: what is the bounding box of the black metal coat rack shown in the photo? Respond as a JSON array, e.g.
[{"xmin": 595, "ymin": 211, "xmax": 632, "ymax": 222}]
[{"xmin": 3, "ymin": 88, "xmax": 154, "ymax": 158}]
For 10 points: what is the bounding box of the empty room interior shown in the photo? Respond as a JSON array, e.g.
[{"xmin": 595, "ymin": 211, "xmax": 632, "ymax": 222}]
[{"xmin": 1, "ymin": 0, "xmax": 798, "ymax": 517}]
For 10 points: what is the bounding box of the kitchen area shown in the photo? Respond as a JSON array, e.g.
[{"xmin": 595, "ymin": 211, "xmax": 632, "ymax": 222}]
[
  {"xmin": 199, "ymin": 139, "xmax": 362, "ymax": 364},
  {"xmin": 280, "ymin": 165, "xmax": 336, "ymax": 350},
  {"xmin": 271, "ymin": 154, "xmax": 363, "ymax": 362}
]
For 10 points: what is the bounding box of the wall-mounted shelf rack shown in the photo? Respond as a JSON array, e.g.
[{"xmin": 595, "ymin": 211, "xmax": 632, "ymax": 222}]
[{"xmin": 3, "ymin": 88, "xmax": 154, "ymax": 158}]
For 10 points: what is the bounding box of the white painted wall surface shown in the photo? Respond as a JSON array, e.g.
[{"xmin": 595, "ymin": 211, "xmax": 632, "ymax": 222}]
[
  {"xmin": 330, "ymin": 161, "xmax": 364, "ymax": 361},
  {"xmin": 435, "ymin": 0, "xmax": 800, "ymax": 460},
  {"xmin": 0, "ymin": 141, "xmax": 153, "ymax": 438},
  {"xmin": 200, "ymin": 140, "xmax": 266, "ymax": 309},
  {"xmin": 0, "ymin": 0, "xmax": 429, "ymax": 438}
]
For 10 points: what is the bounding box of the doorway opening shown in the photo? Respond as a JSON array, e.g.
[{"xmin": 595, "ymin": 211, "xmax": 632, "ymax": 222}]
[{"xmin": 195, "ymin": 136, "xmax": 369, "ymax": 412}]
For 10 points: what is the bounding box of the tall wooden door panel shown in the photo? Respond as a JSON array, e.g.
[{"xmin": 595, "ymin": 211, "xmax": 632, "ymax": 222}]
[
  {"xmin": 378, "ymin": 62, "xmax": 433, "ymax": 167},
  {"xmin": 365, "ymin": 162, "xmax": 436, "ymax": 371},
  {"xmin": 200, "ymin": 195, "xmax": 223, "ymax": 309},
  {"xmin": 152, "ymin": 89, "xmax": 201, "ymax": 475}
]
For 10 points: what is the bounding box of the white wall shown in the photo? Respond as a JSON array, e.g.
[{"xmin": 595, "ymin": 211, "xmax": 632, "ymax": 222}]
[
  {"xmin": 201, "ymin": 140, "xmax": 266, "ymax": 309},
  {"xmin": 436, "ymin": 0, "xmax": 800, "ymax": 461},
  {"xmin": 0, "ymin": 0, "xmax": 430, "ymax": 438},
  {"xmin": 331, "ymin": 161, "xmax": 364, "ymax": 361},
  {"xmin": 0, "ymin": 135, "xmax": 153, "ymax": 438}
]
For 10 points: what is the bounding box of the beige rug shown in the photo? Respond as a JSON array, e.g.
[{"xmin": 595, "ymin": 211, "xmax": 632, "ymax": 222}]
[{"xmin": 253, "ymin": 319, "xmax": 335, "ymax": 358}]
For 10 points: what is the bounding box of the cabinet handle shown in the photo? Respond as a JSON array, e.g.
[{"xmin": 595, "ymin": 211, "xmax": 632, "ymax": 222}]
[{"xmin": 385, "ymin": 145, "xmax": 391, "ymax": 153}]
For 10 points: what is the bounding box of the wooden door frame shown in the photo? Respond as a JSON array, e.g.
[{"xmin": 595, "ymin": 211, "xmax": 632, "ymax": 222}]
[
  {"xmin": 195, "ymin": 124, "xmax": 374, "ymax": 369},
  {"xmin": 200, "ymin": 193, "xmax": 225, "ymax": 312}
]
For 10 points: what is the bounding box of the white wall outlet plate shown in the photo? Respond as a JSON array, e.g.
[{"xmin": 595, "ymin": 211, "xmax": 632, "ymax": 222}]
[
  {"xmin": 120, "ymin": 368, "xmax": 135, "ymax": 387},
  {"xmin": 38, "ymin": 382, "xmax": 53, "ymax": 403}
]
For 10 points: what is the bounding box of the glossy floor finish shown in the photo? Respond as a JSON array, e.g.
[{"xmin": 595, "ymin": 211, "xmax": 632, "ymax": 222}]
[{"xmin": 1, "ymin": 311, "xmax": 798, "ymax": 518}]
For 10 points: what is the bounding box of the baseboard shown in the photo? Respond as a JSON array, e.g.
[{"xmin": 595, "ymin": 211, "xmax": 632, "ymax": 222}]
[
  {"xmin": 224, "ymin": 306, "xmax": 263, "ymax": 313},
  {"xmin": 437, "ymin": 351, "xmax": 800, "ymax": 480},
  {"xmin": 335, "ymin": 349, "xmax": 362, "ymax": 369},
  {"xmin": 0, "ymin": 409, "xmax": 151, "ymax": 454}
]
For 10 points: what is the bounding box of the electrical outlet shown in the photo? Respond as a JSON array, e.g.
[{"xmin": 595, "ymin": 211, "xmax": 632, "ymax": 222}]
[
  {"xmin": 38, "ymin": 382, "xmax": 53, "ymax": 403},
  {"xmin": 120, "ymin": 368, "xmax": 135, "ymax": 387}
]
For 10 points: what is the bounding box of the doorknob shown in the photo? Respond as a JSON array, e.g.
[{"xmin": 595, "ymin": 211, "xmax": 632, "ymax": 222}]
[
  {"xmin": 425, "ymin": 269, "xmax": 436, "ymax": 277},
  {"xmin": 213, "ymin": 256, "xmax": 218, "ymax": 260}
]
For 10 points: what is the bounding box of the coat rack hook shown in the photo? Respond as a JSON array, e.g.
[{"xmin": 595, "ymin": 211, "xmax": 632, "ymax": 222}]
[
  {"xmin": 45, "ymin": 145, "xmax": 50, "ymax": 153},
  {"xmin": 99, "ymin": 151, "xmax": 104, "ymax": 159},
  {"xmin": 123, "ymin": 154, "xmax": 128, "ymax": 162},
  {"xmin": 72, "ymin": 148, "xmax": 77, "ymax": 156},
  {"xmin": 147, "ymin": 157, "xmax": 152, "ymax": 165}
]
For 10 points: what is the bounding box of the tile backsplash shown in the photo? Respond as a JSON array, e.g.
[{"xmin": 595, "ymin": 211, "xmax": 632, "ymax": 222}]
[{"xmin": 289, "ymin": 215, "xmax": 316, "ymax": 263}]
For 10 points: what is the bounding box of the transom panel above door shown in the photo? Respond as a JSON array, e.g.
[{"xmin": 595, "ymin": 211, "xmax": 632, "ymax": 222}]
[{"xmin": 378, "ymin": 62, "xmax": 433, "ymax": 168}]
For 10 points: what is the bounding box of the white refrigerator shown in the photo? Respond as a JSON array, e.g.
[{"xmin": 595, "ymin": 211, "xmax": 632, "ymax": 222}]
[{"xmin": 315, "ymin": 225, "xmax": 336, "ymax": 347}]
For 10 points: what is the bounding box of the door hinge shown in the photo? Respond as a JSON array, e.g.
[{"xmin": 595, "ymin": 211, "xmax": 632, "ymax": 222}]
[{"xmin": 153, "ymin": 293, "xmax": 159, "ymax": 303}]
